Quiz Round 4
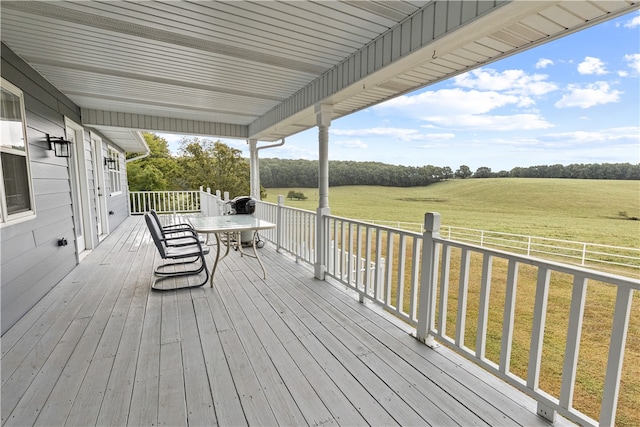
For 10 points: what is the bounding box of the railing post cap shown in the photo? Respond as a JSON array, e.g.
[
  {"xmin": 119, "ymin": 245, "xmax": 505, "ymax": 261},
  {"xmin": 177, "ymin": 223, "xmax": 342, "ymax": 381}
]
[{"xmin": 424, "ymin": 212, "xmax": 441, "ymax": 231}]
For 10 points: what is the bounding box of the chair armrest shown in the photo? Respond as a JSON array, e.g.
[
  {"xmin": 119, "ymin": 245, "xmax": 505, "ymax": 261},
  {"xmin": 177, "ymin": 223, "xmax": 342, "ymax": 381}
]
[{"xmin": 162, "ymin": 223, "xmax": 194, "ymax": 231}]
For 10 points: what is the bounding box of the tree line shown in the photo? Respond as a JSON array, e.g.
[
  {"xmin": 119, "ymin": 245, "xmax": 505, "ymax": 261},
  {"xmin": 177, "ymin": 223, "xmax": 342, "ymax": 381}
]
[
  {"xmin": 126, "ymin": 134, "xmax": 638, "ymax": 195},
  {"xmin": 259, "ymin": 158, "xmax": 639, "ymax": 188}
]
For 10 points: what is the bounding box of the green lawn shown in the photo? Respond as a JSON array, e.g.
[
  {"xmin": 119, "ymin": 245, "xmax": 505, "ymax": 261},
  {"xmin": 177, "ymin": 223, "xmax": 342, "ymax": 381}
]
[{"xmin": 263, "ymin": 178, "xmax": 640, "ymax": 248}]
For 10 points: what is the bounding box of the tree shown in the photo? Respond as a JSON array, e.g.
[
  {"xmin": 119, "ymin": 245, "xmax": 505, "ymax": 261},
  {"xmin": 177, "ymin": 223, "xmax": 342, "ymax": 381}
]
[
  {"xmin": 126, "ymin": 162, "xmax": 167, "ymax": 191},
  {"xmin": 127, "ymin": 133, "xmax": 184, "ymax": 191},
  {"xmin": 441, "ymin": 166, "xmax": 453, "ymax": 180},
  {"xmin": 455, "ymin": 165, "xmax": 472, "ymax": 179},
  {"xmin": 474, "ymin": 166, "xmax": 493, "ymax": 178},
  {"xmin": 178, "ymin": 138, "xmax": 251, "ymax": 198},
  {"xmin": 287, "ymin": 191, "xmax": 307, "ymax": 200}
]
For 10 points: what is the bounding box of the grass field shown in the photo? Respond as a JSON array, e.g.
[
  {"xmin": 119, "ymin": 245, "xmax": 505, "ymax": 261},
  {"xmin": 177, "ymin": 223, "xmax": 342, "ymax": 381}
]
[
  {"xmin": 264, "ymin": 178, "xmax": 640, "ymax": 249},
  {"xmin": 263, "ymin": 178, "xmax": 640, "ymax": 425}
]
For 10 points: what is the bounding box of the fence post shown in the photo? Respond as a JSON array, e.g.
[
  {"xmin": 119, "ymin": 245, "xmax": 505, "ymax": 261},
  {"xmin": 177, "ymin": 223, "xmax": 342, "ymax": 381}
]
[
  {"xmin": 416, "ymin": 212, "xmax": 440, "ymax": 348},
  {"xmin": 205, "ymin": 187, "xmax": 211, "ymax": 215},
  {"xmin": 277, "ymin": 195, "xmax": 284, "ymax": 252}
]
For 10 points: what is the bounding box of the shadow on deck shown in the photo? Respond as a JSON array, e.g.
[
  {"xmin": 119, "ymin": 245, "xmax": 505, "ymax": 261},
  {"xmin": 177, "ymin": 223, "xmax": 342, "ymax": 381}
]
[{"xmin": 1, "ymin": 215, "xmax": 572, "ymax": 426}]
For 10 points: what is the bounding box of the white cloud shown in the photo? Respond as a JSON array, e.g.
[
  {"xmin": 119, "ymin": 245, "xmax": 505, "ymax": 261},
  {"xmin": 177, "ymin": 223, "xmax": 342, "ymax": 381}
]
[
  {"xmin": 537, "ymin": 127, "xmax": 640, "ymax": 147},
  {"xmin": 374, "ymin": 75, "xmax": 557, "ymax": 132},
  {"xmin": 577, "ymin": 56, "xmax": 608, "ymax": 75},
  {"xmin": 536, "ymin": 58, "xmax": 554, "ymax": 69},
  {"xmin": 423, "ymin": 113, "xmax": 553, "ymax": 131},
  {"xmin": 623, "ymin": 12, "xmax": 640, "ymax": 28},
  {"xmin": 624, "ymin": 53, "xmax": 640, "ymax": 74},
  {"xmin": 331, "ymin": 127, "xmax": 459, "ymax": 144},
  {"xmin": 555, "ymin": 82, "xmax": 622, "ymax": 108},
  {"xmin": 454, "ymin": 68, "xmax": 557, "ymax": 97},
  {"xmin": 419, "ymin": 132, "xmax": 456, "ymax": 140},
  {"xmin": 335, "ymin": 139, "xmax": 368, "ymax": 149},
  {"xmin": 331, "ymin": 127, "xmax": 420, "ymax": 141},
  {"xmin": 376, "ymin": 88, "xmax": 521, "ymax": 116}
]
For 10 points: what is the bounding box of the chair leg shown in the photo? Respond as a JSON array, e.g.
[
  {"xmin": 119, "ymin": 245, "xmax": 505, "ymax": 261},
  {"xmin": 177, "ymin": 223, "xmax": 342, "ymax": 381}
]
[
  {"xmin": 151, "ymin": 257, "xmax": 209, "ymax": 291},
  {"xmin": 154, "ymin": 256, "xmax": 202, "ymax": 275},
  {"xmin": 151, "ymin": 256, "xmax": 210, "ymax": 291}
]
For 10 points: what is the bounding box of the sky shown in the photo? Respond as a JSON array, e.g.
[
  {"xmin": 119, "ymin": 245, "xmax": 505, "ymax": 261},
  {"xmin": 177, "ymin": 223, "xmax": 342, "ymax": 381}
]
[{"xmin": 159, "ymin": 10, "xmax": 640, "ymax": 172}]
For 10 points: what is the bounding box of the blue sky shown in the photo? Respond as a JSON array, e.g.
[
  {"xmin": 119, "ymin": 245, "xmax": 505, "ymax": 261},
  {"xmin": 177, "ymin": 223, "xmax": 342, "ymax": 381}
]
[{"xmin": 160, "ymin": 10, "xmax": 640, "ymax": 172}]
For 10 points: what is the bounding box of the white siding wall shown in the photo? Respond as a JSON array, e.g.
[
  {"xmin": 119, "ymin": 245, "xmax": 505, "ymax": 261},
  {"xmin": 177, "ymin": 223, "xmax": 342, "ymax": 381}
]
[{"xmin": 0, "ymin": 43, "xmax": 129, "ymax": 334}]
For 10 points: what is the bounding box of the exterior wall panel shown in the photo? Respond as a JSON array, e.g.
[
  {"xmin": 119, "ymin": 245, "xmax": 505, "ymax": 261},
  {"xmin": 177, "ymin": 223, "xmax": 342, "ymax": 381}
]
[{"xmin": 0, "ymin": 43, "xmax": 130, "ymax": 334}]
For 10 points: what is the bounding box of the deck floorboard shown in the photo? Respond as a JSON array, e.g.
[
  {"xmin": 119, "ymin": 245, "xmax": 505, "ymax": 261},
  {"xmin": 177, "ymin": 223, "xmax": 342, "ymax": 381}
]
[{"xmin": 1, "ymin": 215, "xmax": 569, "ymax": 426}]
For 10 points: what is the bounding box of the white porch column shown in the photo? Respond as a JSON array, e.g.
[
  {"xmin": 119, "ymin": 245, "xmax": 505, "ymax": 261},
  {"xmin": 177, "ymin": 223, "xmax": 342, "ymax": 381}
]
[
  {"xmin": 248, "ymin": 138, "xmax": 260, "ymax": 200},
  {"xmin": 315, "ymin": 103, "xmax": 332, "ymax": 280}
]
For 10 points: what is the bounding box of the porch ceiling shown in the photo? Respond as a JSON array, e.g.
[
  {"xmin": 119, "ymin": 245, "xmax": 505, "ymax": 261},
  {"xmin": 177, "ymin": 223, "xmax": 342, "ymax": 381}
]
[{"xmin": 1, "ymin": 1, "xmax": 638, "ymax": 152}]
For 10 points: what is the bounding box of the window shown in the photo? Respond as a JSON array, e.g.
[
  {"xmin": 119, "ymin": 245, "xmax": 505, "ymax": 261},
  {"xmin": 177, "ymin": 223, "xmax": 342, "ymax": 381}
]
[
  {"xmin": 0, "ymin": 78, "xmax": 34, "ymax": 223},
  {"xmin": 108, "ymin": 146, "xmax": 122, "ymax": 194}
]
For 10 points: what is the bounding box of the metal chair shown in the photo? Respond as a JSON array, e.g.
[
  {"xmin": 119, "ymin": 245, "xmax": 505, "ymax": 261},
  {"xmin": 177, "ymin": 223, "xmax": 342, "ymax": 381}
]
[
  {"xmin": 144, "ymin": 213, "xmax": 210, "ymax": 291},
  {"xmin": 149, "ymin": 209, "xmax": 202, "ymax": 246}
]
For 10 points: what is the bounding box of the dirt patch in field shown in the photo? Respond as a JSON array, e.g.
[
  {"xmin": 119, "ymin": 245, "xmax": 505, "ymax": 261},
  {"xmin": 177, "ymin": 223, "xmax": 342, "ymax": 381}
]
[{"xmin": 396, "ymin": 197, "xmax": 448, "ymax": 203}]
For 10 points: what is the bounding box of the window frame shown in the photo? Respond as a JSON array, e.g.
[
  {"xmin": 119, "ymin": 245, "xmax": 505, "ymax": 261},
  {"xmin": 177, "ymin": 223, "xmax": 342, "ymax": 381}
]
[
  {"xmin": 107, "ymin": 146, "xmax": 122, "ymax": 195},
  {"xmin": 0, "ymin": 78, "xmax": 36, "ymax": 225}
]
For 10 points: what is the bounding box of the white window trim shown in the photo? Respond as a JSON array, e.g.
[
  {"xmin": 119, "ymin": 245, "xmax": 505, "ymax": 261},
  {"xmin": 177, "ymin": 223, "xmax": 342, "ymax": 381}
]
[
  {"xmin": 108, "ymin": 146, "xmax": 123, "ymax": 196},
  {"xmin": 0, "ymin": 78, "xmax": 36, "ymax": 226}
]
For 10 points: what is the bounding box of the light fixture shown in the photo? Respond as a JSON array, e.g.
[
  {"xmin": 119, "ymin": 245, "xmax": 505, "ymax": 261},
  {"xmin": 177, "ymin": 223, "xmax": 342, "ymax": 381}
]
[
  {"xmin": 104, "ymin": 157, "xmax": 117, "ymax": 170},
  {"xmin": 47, "ymin": 134, "xmax": 72, "ymax": 158}
]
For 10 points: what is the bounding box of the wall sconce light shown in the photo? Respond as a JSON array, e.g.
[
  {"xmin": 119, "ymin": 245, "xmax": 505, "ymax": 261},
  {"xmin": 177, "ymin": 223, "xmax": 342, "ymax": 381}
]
[
  {"xmin": 47, "ymin": 134, "xmax": 72, "ymax": 158},
  {"xmin": 104, "ymin": 157, "xmax": 117, "ymax": 170}
]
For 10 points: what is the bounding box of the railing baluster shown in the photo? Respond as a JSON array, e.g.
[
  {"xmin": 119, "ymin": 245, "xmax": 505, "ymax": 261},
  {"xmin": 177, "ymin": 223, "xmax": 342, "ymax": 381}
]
[
  {"xmin": 410, "ymin": 236, "xmax": 420, "ymax": 322},
  {"xmin": 396, "ymin": 234, "xmax": 407, "ymax": 315},
  {"xmin": 347, "ymin": 223, "xmax": 353, "ymax": 286},
  {"xmin": 385, "ymin": 231, "xmax": 394, "ymax": 309},
  {"xmin": 527, "ymin": 267, "xmax": 551, "ymax": 391},
  {"xmin": 356, "ymin": 224, "xmax": 363, "ymax": 298},
  {"xmin": 333, "ymin": 220, "xmax": 339, "ymax": 277},
  {"xmin": 455, "ymin": 248, "xmax": 471, "ymax": 348},
  {"xmin": 340, "ymin": 220, "xmax": 347, "ymax": 281},
  {"xmin": 476, "ymin": 254, "xmax": 493, "ymax": 360},
  {"xmin": 559, "ymin": 275, "xmax": 588, "ymax": 410},
  {"xmin": 364, "ymin": 226, "xmax": 372, "ymax": 297},
  {"xmin": 499, "ymin": 259, "xmax": 519, "ymax": 374},
  {"xmin": 374, "ymin": 229, "xmax": 383, "ymax": 301},
  {"xmin": 599, "ymin": 285, "xmax": 634, "ymax": 426},
  {"xmin": 438, "ymin": 244, "xmax": 451, "ymax": 338}
]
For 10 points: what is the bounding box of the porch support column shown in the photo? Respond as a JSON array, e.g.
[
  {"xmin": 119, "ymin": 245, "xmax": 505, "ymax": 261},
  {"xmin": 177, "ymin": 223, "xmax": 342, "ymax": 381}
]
[
  {"xmin": 248, "ymin": 138, "xmax": 260, "ymax": 200},
  {"xmin": 315, "ymin": 103, "xmax": 332, "ymax": 280}
]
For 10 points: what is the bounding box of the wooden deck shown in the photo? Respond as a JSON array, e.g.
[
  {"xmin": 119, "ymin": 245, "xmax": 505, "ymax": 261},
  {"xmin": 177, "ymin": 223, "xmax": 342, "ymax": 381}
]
[{"xmin": 1, "ymin": 215, "xmax": 569, "ymax": 426}]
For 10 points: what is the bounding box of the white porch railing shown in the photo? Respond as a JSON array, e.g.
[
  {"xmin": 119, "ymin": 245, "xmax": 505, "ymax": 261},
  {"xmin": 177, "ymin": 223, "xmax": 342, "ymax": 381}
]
[
  {"xmin": 129, "ymin": 190, "xmax": 201, "ymax": 214},
  {"xmin": 416, "ymin": 213, "xmax": 638, "ymax": 427},
  {"xmin": 130, "ymin": 187, "xmax": 228, "ymax": 216},
  {"xmin": 129, "ymin": 191, "xmax": 637, "ymax": 426},
  {"xmin": 256, "ymin": 196, "xmax": 316, "ymax": 265}
]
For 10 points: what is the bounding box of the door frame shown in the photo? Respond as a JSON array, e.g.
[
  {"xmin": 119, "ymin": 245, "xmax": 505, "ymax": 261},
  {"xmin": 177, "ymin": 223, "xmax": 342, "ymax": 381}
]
[
  {"xmin": 65, "ymin": 117, "xmax": 96, "ymax": 259},
  {"xmin": 90, "ymin": 132, "xmax": 109, "ymax": 238}
]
